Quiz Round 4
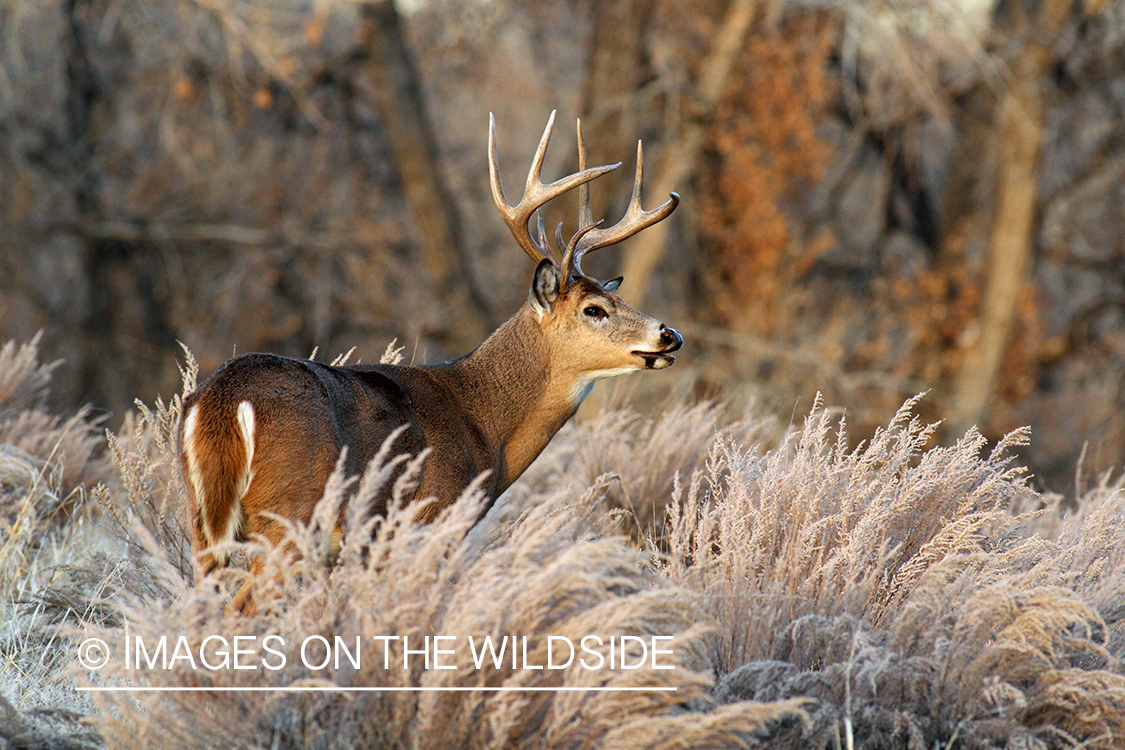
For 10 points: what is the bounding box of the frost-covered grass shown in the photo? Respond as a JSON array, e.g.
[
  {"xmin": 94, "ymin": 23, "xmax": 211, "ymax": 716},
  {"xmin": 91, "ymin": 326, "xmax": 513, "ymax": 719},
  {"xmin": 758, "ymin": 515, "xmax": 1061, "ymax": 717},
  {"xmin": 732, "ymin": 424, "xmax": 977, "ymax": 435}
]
[{"xmin": 2, "ymin": 334, "xmax": 1124, "ymax": 749}]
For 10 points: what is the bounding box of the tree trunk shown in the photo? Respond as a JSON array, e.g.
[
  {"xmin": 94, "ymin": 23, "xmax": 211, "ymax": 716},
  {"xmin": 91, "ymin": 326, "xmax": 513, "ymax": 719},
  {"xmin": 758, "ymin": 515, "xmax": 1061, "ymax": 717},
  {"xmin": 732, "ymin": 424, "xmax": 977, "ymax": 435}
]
[
  {"xmin": 360, "ymin": 1, "xmax": 493, "ymax": 351},
  {"xmin": 949, "ymin": 0, "xmax": 1072, "ymax": 434}
]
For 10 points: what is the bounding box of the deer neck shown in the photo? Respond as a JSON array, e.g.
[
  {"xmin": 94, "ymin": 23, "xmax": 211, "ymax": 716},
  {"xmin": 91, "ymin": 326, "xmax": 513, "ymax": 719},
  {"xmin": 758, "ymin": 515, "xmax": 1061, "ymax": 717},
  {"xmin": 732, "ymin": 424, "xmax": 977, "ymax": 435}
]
[{"xmin": 435, "ymin": 305, "xmax": 585, "ymax": 492}]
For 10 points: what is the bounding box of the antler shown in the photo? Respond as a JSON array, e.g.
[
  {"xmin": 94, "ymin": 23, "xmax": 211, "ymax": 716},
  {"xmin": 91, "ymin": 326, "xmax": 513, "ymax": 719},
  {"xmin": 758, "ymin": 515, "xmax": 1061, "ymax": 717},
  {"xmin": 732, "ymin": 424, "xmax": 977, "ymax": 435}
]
[
  {"xmin": 489, "ymin": 110, "xmax": 620, "ymax": 265},
  {"xmin": 560, "ymin": 120, "xmax": 680, "ymax": 285}
]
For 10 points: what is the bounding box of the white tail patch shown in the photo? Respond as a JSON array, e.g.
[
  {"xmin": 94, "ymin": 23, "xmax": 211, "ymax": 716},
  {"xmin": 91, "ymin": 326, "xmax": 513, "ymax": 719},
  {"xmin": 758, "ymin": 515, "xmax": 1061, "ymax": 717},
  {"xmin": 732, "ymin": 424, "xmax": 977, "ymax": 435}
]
[
  {"xmin": 182, "ymin": 404, "xmax": 205, "ymax": 521},
  {"xmin": 215, "ymin": 400, "xmax": 255, "ymax": 559},
  {"xmin": 236, "ymin": 400, "xmax": 256, "ymax": 505}
]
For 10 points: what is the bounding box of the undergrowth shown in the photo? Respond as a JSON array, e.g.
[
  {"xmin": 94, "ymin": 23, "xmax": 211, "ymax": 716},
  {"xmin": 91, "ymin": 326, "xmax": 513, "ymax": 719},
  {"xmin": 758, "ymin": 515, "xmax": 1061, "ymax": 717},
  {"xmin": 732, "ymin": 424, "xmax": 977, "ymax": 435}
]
[{"xmin": 2, "ymin": 334, "xmax": 1124, "ymax": 748}]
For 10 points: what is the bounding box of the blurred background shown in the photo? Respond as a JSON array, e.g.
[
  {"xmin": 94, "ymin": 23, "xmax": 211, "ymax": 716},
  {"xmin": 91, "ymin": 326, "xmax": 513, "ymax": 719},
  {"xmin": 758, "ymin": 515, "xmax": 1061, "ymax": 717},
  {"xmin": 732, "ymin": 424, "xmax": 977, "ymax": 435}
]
[{"xmin": 0, "ymin": 0, "xmax": 1122, "ymax": 494}]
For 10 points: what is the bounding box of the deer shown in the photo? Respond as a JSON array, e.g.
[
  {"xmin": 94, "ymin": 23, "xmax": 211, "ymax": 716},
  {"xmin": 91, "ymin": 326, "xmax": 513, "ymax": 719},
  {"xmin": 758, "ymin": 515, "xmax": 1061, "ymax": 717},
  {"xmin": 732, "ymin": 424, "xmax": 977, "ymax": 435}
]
[{"xmin": 178, "ymin": 111, "xmax": 682, "ymax": 613}]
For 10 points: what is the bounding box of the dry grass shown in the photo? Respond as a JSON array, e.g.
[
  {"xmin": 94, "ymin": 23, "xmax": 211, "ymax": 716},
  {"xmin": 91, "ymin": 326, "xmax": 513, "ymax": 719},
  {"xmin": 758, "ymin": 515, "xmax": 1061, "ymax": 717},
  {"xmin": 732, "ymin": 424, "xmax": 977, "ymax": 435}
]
[
  {"xmin": 0, "ymin": 336, "xmax": 111, "ymax": 720},
  {"xmin": 663, "ymin": 393, "xmax": 1125, "ymax": 747},
  {"xmin": 80, "ymin": 404, "xmax": 806, "ymax": 748},
  {"xmin": 510, "ymin": 395, "xmax": 782, "ymax": 544},
  {"xmin": 3, "ymin": 335, "xmax": 1125, "ymax": 748},
  {"xmin": 661, "ymin": 393, "xmax": 1036, "ymax": 668},
  {"xmin": 80, "ymin": 478, "xmax": 807, "ymax": 749},
  {"xmin": 0, "ymin": 332, "xmax": 108, "ymax": 593},
  {"xmin": 0, "ymin": 335, "xmax": 108, "ymax": 521}
]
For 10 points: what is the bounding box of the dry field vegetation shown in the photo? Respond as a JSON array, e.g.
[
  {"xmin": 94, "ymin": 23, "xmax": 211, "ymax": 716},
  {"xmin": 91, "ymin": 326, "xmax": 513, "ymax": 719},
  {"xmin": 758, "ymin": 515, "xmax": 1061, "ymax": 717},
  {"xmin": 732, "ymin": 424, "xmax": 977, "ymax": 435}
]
[{"xmin": 2, "ymin": 334, "xmax": 1125, "ymax": 750}]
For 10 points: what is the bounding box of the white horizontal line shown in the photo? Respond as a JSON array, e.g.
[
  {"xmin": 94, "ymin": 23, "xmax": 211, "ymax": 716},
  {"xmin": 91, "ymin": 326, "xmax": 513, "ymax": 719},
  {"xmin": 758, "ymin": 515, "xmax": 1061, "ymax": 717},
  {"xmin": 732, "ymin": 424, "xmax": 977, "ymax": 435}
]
[{"xmin": 78, "ymin": 686, "xmax": 677, "ymax": 693}]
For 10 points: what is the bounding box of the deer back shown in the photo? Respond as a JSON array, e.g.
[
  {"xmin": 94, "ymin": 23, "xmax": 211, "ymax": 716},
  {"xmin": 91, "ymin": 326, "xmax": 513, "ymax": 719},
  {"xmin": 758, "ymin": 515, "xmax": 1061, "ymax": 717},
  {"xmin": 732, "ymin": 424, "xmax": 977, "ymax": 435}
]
[{"xmin": 180, "ymin": 353, "xmax": 497, "ymax": 565}]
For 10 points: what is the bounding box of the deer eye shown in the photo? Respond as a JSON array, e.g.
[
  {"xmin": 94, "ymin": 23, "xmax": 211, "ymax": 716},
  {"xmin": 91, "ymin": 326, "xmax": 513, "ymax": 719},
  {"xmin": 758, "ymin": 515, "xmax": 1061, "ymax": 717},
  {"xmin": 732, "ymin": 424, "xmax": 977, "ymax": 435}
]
[{"xmin": 583, "ymin": 305, "xmax": 607, "ymax": 320}]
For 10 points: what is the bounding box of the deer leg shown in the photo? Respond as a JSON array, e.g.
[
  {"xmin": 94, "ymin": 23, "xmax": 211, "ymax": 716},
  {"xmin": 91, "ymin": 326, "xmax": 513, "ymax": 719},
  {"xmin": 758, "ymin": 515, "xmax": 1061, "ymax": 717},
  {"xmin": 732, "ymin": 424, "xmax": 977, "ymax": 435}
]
[{"xmin": 226, "ymin": 557, "xmax": 263, "ymax": 616}]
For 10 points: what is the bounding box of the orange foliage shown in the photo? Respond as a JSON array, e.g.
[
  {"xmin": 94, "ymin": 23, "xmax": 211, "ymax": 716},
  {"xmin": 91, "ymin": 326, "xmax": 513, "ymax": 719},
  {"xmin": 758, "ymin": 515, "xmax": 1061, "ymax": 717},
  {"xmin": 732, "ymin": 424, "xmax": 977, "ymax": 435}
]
[
  {"xmin": 698, "ymin": 15, "xmax": 838, "ymax": 335},
  {"xmin": 880, "ymin": 265, "xmax": 982, "ymax": 384}
]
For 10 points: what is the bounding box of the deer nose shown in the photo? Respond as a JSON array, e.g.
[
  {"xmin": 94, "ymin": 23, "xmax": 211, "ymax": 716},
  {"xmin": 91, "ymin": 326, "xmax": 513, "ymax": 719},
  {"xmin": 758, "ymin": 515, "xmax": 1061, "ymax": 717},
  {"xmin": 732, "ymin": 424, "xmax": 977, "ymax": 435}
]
[{"xmin": 659, "ymin": 325, "xmax": 683, "ymax": 352}]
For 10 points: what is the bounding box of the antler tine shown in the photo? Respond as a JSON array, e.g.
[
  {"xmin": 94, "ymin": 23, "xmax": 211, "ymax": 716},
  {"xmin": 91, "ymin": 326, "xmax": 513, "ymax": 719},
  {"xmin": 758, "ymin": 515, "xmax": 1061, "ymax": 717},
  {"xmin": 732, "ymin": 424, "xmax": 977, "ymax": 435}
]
[
  {"xmin": 577, "ymin": 119, "xmax": 593, "ymax": 230},
  {"xmin": 489, "ymin": 112, "xmax": 545, "ymax": 262},
  {"xmin": 561, "ymin": 220, "xmax": 603, "ymax": 269},
  {"xmin": 563, "ymin": 138, "xmax": 680, "ymax": 279},
  {"xmin": 535, "ymin": 210, "xmax": 550, "ymax": 255},
  {"xmin": 489, "ymin": 110, "xmax": 620, "ymax": 266}
]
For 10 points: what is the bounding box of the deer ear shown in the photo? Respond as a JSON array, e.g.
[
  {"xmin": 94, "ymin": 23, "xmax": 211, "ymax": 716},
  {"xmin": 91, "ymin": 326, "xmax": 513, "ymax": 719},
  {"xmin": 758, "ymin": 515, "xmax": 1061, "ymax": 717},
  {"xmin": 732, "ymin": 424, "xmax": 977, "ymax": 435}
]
[
  {"xmin": 531, "ymin": 259, "xmax": 561, "ymax": 313},
  {"xmin": 601, "ymin": 276, "xmax": 623, "ymax": 293}
]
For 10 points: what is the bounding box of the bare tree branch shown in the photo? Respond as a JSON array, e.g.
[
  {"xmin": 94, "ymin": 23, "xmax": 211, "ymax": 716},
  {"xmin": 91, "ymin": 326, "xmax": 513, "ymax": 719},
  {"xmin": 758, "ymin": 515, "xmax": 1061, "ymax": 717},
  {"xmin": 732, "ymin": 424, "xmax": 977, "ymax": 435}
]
[{"xmin": 17, "ymin": 219, "xmax": 352, "ymax": 250}]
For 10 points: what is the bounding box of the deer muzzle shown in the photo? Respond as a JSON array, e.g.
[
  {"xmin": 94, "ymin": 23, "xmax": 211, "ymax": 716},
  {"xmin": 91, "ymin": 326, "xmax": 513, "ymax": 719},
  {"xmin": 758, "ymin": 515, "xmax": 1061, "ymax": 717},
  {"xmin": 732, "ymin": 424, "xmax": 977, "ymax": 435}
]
[{"xmin": 634, "ymin": 325, "xmax": 682, "ymax": 369}]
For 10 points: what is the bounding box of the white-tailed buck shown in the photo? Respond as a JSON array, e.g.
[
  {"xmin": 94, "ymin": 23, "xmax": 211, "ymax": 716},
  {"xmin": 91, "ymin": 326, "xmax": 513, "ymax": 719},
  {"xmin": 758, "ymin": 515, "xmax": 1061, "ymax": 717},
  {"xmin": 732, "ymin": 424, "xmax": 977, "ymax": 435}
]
[{"xmin": 179, "ymin": 111, "xmax": 681, "ymax": 612}]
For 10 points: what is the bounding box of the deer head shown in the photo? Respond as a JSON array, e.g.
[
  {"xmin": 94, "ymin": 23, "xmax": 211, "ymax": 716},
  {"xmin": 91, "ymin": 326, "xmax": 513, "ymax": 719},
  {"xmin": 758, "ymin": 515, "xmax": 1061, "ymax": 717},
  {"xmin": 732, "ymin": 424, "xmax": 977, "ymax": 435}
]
[{"xmin": 488, "ymin": 110, "xmax": 682, "ymax": 390}]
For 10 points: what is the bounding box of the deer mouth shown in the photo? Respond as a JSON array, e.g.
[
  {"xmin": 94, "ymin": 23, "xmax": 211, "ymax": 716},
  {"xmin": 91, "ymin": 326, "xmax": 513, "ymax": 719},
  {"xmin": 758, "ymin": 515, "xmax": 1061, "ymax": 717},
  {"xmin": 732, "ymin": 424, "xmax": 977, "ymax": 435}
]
[
  {"xmin": 634, "ymin": 326, "xmax": 682, "ymax": 369},
  {"xmin": 633, "ymin": 351, "xmax": 676, "ymax": 369}
]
